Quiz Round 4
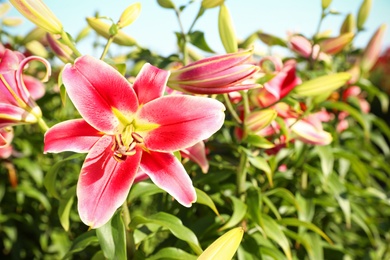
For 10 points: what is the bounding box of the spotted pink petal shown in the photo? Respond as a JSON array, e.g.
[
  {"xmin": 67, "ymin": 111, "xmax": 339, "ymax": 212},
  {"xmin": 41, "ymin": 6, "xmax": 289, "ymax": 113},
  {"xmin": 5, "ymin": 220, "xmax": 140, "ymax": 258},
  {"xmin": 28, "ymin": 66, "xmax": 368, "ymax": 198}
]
[
  {"xmin": 138, "ymin": 95, "xmax": 225, "ymax": 152},
  {"xmin": 133, "ymin": 63, "xmax": 169, "ymax": 104},
  {"xmin": 62, "ymin": 55, "xmax": 139, "ymax": 134},
  {"xmin": 44, "ymin": 119, "xmax": 103, "ymax": 153},
  {"xmin": 77, "ymin": 135, "xmax": 142, "ymax": 228},
  {"xmin": 169, "ymin": 83, "xmax": 258, "ymax": 94},
  {"xmin": 140, "ymin": 150, "xmax": 196, "ymax": 207}
]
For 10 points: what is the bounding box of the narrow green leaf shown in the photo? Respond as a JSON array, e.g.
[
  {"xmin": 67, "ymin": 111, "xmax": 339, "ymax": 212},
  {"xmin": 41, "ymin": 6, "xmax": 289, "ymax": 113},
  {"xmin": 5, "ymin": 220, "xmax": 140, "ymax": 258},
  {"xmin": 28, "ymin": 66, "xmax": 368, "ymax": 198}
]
[
  {"xmin": 248, "ymin": 156, "xmax": 273, "ymax": 187},
  {"xmin": 264, "ymin": 188, "xmax": 300, "ymax": 211},
  {"xmin": 278, "ymin": 218, "xmax": 333, "ymax": 244},
  {"xmin": 322, "ymin": 101, "xmax": 369, "ymax": 138},
  {"xmin": 64, "ymin": 230, "xmax": 99, "ymax": 258},
  {"xmin": 245, "ymin": 134, "xmax": 275, "ymax": 149},
  {"xmin": 96, "ymin": 211, "xmax": 127, "ymax": 260},
  {"xmin": 188, "ymin": 31, "xmax": 214, "ymax": 53},
  {"xmin": 44, "ymin": 153, "xmax": 84, "ymax": 199},
  {"xmin": 195, "ymin": 188, "xmax": 219, "ymax": 215},
  {"xmin": 257, "ymin": 32, "xmax": 287, "ymax": 47},
  {"xmin": 294, "ymin": 73, "xmax": 351, "ymax": 97},
  {"xmin": 218, "ymin": 196, "xmax": 247, "ymax": 231},
  {"xmin": 128, "ymin": 182, "xmax": 164, "ymax": 202},
  {"xmin": 129, "ymin": 212, "xmax": 202, "ymax": 255},
  {"xmin": 218, "ymin": 4, "xmax": 237, "ymax": 53},
  {"xmin": 148, "ymin": 247, "xmax": 197, "ymax": 260},
  {"xmin": 316, "ymin": 145, "xmax": 334, "ymax": 179},
  {"xmin": 58, "ymin": 185, "xmax": 76, "ymax": 231},
  {"xmin": 16, "ymin": 184, "xmax": 51, "ymax": 211},
  {"xmin": 262, "ymin": 214, "xmax": 292, "ymax": 260}
]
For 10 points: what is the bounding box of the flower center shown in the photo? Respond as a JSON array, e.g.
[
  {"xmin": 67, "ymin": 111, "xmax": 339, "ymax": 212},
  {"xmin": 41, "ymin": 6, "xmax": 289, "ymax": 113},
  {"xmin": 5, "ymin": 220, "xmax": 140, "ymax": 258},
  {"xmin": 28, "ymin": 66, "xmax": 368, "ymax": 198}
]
[{"xmin": 112, "ymin": 125, "xmax": 144, "ymax": 162}]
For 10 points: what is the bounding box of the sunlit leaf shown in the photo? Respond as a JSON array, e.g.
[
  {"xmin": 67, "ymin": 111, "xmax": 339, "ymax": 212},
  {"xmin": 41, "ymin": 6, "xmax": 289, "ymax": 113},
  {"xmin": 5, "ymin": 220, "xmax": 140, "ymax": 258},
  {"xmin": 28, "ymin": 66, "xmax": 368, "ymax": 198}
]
[
  {"xmin": 129, "ymin": 212, "xmax": 203, "ymax": 255},
  {"xmin": 58, "ymin": 185, "xmax": 76, "ymax": 231},
  {"xmin": 96, "ymin": 211, "xmax": 127, "ymax": 260},
  {"xmin": 195, "ymin": 188, "xmax": 219, "ymax": 215},
  {"xmin": 218, "ymin": 196, "xmax": 247, "ymax": 231}
]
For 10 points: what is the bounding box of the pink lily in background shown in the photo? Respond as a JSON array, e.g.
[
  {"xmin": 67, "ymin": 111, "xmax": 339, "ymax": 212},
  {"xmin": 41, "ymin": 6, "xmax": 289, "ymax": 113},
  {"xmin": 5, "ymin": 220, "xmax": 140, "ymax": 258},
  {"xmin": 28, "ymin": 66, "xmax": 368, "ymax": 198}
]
[
  {"xmin": 0, "ymin": 47, "xmax": 49, "ymax": 128},
  {"xmin": 251, "ymin": 57, "xmax": 301, "ymax": 107},
  {"xmin": 44, "ymin": 55, "xmax": 225, "ymax": 228},
  {"xmin": 289, "ymin": 35, "xmax": 329, "ymax": 61},
  {"xmin": 180, "ymin": 141, "xmax": 209, "ymax": 174},
  {"xmin": 167, "ymin": 49, "xmax": 259, "ymax": 94}
]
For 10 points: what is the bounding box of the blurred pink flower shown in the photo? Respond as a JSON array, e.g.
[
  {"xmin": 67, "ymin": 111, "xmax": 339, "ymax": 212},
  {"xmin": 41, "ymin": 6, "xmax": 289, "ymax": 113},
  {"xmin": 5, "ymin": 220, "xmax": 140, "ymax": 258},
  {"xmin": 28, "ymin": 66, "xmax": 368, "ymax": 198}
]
[{"xmin": 251, "ymin": 57, "xmax": 301, "ymax": 107}]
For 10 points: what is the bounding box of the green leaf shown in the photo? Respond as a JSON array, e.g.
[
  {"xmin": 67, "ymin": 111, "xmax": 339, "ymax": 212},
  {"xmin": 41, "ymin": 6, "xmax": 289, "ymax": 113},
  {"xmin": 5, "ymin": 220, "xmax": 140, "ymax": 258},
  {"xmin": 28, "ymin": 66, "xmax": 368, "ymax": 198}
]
[
  {"xmin": 294, "ymin": 73, "xmax": 351, "ymax": 97},
  {"xmin": 188, "ymin": 31, "xmax": 214, "ymax": 53},
  {"xmin": 316, "ymin": 145, "xmax": 334, "ymax": 179},
  {"xmin": 96, "ymin": 211, "xmax": 127, "ymax": 260},
  {"xmin": 128, "ymin": 182, "xmax": 164, "ymax": 202},
  {"xmin": 218, "ymin": 196, "xmax": 247, "ymax": 231},
  {"xmin": 218, "ymin": 4, "xmax": 237, "ymax": 53},
  {"xmin": 129, "ymin": 212, "xmax": 202, "ymax": 255},
  {"xmin": 322, "ymin": 101, "xmax": 369, "ymax": 138},
  {"xmin": 64, "ymin": 230, "xmax": 99, "ymax": 259},
  {"xmin": 58, "ymin": 185, "xmax": 76, "ymax": 231},
  {"xmin": 264, "ymin": 188, "xmax": 300, "ymax": 211},
  {"xmin": 248, "ymin": 156, "xmax": 273, "ymax": 187},
  {"xmin": 245, "ymin": 134, "xmax": 275, "ymax": 149},
  {"xmin": 257, "ymin": 32, "xmax": 287, "ymax": 47},
  {"xmin": 278, "ymin": 218, "xmax": 333, "ymax": 245},
  {"xmin": 148, "ymin": 247, "xmax": 197, "ymax": 260},
  {"xmin": 44, "ymin": 153, "xmax": 84, "ymax": 199},
  {"xmin": 16, "ymin": 184, "xmax": 51, "ymax": 211},
  {"xmin": 262, "ymin": 214, "xmax": 292, "ymax": 260},
  {"xmin": 195, "ymin": 188, "xmax": 219, "ymax": 215}
]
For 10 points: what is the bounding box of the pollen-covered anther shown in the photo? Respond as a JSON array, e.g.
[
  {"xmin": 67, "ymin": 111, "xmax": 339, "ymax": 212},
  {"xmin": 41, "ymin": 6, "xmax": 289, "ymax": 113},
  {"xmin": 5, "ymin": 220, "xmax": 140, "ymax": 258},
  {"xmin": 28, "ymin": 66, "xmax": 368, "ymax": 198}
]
[{"xmin": 131, "ymin": 132, "xmax": 144, "ymax": 143}]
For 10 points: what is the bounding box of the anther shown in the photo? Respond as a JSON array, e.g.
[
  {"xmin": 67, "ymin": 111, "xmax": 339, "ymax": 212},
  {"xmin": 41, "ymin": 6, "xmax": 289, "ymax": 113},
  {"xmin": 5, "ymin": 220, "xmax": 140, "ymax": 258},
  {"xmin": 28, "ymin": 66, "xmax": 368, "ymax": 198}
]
[{"xmin": 131, "ymin": 132, "xmax": 144, "ymax": 143}]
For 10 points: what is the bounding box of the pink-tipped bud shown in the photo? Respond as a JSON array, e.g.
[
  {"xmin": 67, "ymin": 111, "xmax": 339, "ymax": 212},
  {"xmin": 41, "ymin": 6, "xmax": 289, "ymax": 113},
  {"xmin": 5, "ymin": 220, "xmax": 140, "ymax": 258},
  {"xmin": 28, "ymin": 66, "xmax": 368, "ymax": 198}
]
[
  {"xmin": 167, "ymin": 49, "xmax": 259, "ymax": 94},
  {"xmin": 360, "ymin": 24, "xmax": 387, "ymax": 73},
  {"xmin": 319, "ymin": 32, "xmax": 354, "ymax": 55}
]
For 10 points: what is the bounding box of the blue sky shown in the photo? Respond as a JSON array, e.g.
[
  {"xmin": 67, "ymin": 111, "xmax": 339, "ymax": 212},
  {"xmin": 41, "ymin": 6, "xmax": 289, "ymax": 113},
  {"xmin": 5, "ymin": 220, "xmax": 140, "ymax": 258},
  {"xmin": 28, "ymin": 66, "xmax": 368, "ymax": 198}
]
[{"xmin": 7, "ymin": 0, "xmax": 390, "ymax": 57}]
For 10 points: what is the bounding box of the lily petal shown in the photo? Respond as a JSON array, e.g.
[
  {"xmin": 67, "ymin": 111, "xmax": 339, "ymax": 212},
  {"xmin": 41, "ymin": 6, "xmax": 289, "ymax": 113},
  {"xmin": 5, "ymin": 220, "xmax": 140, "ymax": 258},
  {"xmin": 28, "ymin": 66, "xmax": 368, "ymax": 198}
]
[
  {"xmin": 44, "ymin": 119, "xmax": 103, "ymax": 153},
  {"xmin": 140, "ymin": 150, "xmax": 196, "ymax": 207},
  {"xmin": 23, "ymin": 75, "xmax": 45, "ymax": 100},
  {"xmin": 62, "ymin": 55, "xmax": 139, "ymax": 133},
  {"xmin": 77, "ymin": 135, "xmax": 142, "ymax": 228},
  {"xmin": 138, "ymin": 95, "xmax": 225, "ymax": 152},
  {"xmin": 0, "ymin": 103, "xmax": 38, "ymax": 127},
  {"xmin": 133, "ymin": 63, "xmax": 170, "ymax": 104},
  {"xmin": 180, "ymin": 141, "xmax": 209, "ymax": 173}
]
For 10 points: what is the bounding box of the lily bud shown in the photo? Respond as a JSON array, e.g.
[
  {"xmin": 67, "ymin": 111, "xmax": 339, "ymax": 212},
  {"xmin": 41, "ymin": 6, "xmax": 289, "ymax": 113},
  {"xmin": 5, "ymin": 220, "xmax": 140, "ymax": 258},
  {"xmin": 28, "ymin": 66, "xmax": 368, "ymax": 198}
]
[
  {"xmin": 46, "ymin": 33, "xmax": 74, "ymax": 63},
  {"xmin": 321, "ymin": 0, "xmax": 332, "ymax": 10},
  {"xmin": 167, "ymin": 49, "xmax": 259, "ymax": 94},
  {"xmin": 202, "ymin": 0, "xmax": 225, "ymax": 9},
  {"xmin": 360, "ymin": 24, "xmax": 386, "ymax": 73},
  {"xmin": 357, "ymin": 0, "xmax": 372, "ymax": 31},
  {"xmin": 246, "ymin": 109, "xmax": 277, "ymax": 134},
  {"xmin": 198, "ymin": 227, "xmax": 244, "ymax": 260},
  {"xmin": 86, "ymin": 17, "xmax": 137, "ymax": 46},
  {"xmin": 218, "ymin": 4, "xmax": 237, "ymax": 53},
  {"xmin": 117, "ymin": 3, "xmax": 141, "ymax": 29},
  {"xmin": 9, "ymin": 0, "xmax": 63, "ymax": 34},
  {"xmin": 319, "ymin": 32, "xmax": 354, "ymax": 55},
  {"xmin": 157, "ymin": 0, "xmax": 175, "ymax": 9},
  {"xmin": 340, "ymin": 13, "xmax": 355, "ymax": 34},
  {"xmin": 0, "ymin": 127, "xmax": 13, "ymax": 159}
]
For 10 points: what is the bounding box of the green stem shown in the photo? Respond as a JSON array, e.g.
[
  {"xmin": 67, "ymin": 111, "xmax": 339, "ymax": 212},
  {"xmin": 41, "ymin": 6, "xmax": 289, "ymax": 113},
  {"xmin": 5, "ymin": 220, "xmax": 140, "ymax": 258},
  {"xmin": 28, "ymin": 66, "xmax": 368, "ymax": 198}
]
[
  {"xmin": 236, "ymin": 150, "xmax": 248, "ymax": 200},
  {"xmin": 60, "ymin": 31, "xmax": 82, "ymax": 57},
  {"xmin": 100, "ymin": 36, "xmax": 115, "ymax": 60},
  {"xmin": 173, "ymin": 7, "xmax": 188, "ymax": 65},
  {"xmin": 240, "ymin": 91, "xmax": 251, "ymax": 139},
  {"xmin": 122, "ymin": 201, "xmax": 135, "ymax": 259},
  {"xmin": 36, "ymin": 117, "xmax": 49, "ymax": 133},
  {"xmin": 223, "ymin": 94, "xmax": 242, "ymax": 124}
]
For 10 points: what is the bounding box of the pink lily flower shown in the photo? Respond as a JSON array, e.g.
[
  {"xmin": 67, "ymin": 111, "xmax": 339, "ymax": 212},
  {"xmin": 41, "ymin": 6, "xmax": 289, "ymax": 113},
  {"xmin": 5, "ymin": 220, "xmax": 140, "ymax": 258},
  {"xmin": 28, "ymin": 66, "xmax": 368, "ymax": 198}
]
[
  {"xmin": 44, "ymin": 55, "xmax": 225, "ymax": 228},
  {"xmin": 251, "ymin": 57, "xmax": 302, "ymax": 107},
  {"xmin": 289, "ymin": 35, "xmax": 329, "ymax": 61},
  {"xmin": 167, "ymin": 49, "xmax": 259, "ymax": 94},
  {"xmin": 0, "ymin": 47, "xmax": 49, "ymax": 128},
  {"xmin": 180, "ymin": 141, "xmax": 209, "ymax": 174}
]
